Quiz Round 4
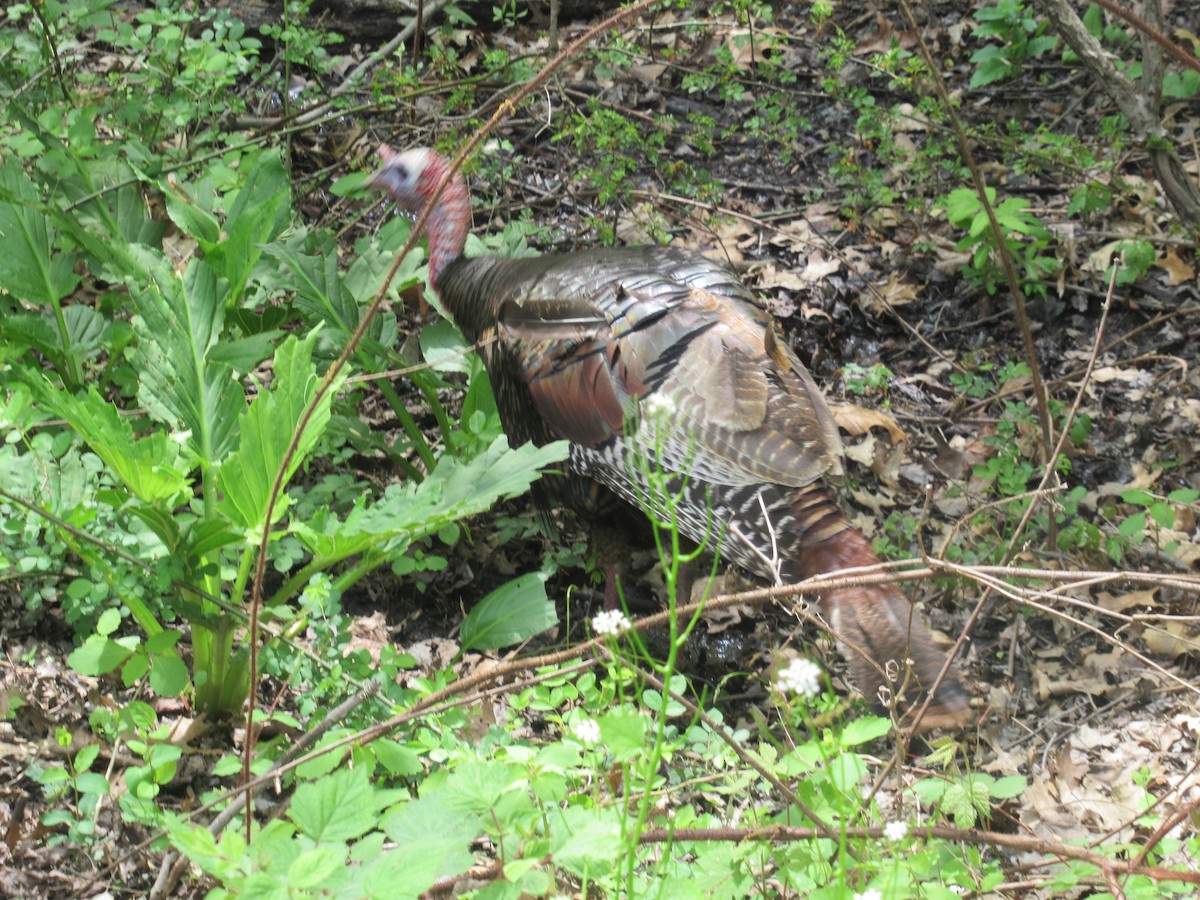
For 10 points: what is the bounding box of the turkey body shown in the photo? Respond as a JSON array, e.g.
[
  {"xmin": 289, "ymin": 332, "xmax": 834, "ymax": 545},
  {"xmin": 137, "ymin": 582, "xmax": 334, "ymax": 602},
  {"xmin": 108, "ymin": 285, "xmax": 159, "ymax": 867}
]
[{"xmin": 369, "ymin": 146, "xmax": 971, "ymax": 730}]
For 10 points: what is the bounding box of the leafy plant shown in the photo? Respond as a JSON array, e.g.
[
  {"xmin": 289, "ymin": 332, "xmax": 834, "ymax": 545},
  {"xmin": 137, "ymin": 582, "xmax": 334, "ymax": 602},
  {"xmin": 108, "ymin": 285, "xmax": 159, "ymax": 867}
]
[
  {"xmin": 969, "ymin": 0, "xmax": 1060, "ymax": 88},
  {"xmin": 910, "ymin": 771, "xmax": 1027, "ymax": 828},
  {"xmin": 842, "ymin": 362, "xmax": 894, "ymax": 398},
  {"xmin": 941, "ymin": 186, "xmax": 1058, "ymax": 296}
]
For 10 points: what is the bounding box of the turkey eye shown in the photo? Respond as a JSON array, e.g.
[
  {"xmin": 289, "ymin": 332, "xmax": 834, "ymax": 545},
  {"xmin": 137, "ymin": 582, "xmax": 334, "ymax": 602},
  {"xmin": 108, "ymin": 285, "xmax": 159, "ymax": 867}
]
[{"xmin": 392, "ymin": 163, "xmax": 409, "ymax": 182}]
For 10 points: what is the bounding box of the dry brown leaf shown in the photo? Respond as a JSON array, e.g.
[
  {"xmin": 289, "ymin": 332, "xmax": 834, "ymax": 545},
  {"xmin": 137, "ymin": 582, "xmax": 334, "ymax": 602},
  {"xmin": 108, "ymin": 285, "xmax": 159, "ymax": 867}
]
[
  {"xmin": 860, "ymin": 274, "xmax": 920, "ymax": 316},
  {"xmin": 756, "ymin": 262, "xmax": 808, "ymax": 291},
  {"xmin": 891, "ymin": 102, "xmax": 930, "ymax": 133},
  {"xmin": 629, "ymin": 63, "xmax": 667, "ymax": 86},
  {"xmin": 799, "ymin": 251, "xmax": 841, "ymax": 282},
  {"xmin": 832, "ymin": 404, "xmax": 907, "ymax": 444},
  {"xmin": 1097, "ymin": 589, "xmax": 1159, "ymax": 613},
  {"xmin": 1155, "ymin": 247, "xmax": 1195, "ymax": 284},
  {"xmin": 1143, "ymin": 620, "xmax": 1199, "ymax": 659},
  {"xmin": 768, "ymin": 218, "xmax": 818, "ymax": 252}
]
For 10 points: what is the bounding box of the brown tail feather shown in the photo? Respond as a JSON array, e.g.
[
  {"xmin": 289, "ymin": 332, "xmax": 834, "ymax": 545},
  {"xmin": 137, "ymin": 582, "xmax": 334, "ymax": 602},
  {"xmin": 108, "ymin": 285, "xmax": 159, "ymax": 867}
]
[{"xmin": 787, "ymin": 489, "xmax": 971, "ymax": 732}]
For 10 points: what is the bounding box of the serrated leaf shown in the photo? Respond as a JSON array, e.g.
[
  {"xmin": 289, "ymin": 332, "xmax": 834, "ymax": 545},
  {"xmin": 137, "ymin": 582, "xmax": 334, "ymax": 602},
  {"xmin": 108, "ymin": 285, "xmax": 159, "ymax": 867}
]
[
  {"xmin": 24, "ymin": 378, "xmax": 189, "ymax": 504},
  {"xmin": 217, "ymin": 330, "xmax": 343, "ymax": 528},
  {"xmin": 129, "ymin": 258, "xmax": 243, "ymax": 465},
  {"xmin": 599, "ymin": 712, "xmax": 646, "ymax": 761},
  {"xmin": 0, "ymin": 159, "xmax": 80, "ymax": 306},
  {"xmin": 371, "ymin": 796, "xmax": 479, "ymax": 898},
  {"xmin": 289, "ymin": 767, "xmax": 380, "ymax": 843}
]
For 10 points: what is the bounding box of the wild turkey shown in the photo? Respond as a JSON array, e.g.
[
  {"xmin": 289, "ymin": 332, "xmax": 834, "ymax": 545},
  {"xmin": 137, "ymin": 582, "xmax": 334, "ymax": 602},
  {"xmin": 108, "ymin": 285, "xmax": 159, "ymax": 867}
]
[{"xmin": 368, "ymin": 145, "xmax": 971, "ymax": 730}]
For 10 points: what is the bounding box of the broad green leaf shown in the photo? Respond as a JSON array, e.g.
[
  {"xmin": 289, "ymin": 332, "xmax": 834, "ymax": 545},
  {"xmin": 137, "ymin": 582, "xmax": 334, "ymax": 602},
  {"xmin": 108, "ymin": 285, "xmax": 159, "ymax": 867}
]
[
  {"xmin": 289, "ymin": 845, "xmax": 346, "ymax": 890},
  {"xmin": 371, "ymin": 739, "xmax": 424, "ymax": 777},
  {"xmin": 164, "ymin": 813, "xmax": 245, "ymax": 877},
  {"xmin": 150, "ymin": 653, "xmax": 189, "ymax": 696},
  {"xmin": 202, "ymin": 150, "xmax": 291, "ymax": 305},
  {"xmin": 217, "ymin": 330, "xmax": 343, "ymax": 528},
  {"xmin": 293, "ymin": 437, "xmax": 567, "ymax": 567},
  {"xmin": 828, "ymin": 752, "xmax": 868, "ymax": 793},
  {"xmin": 839, "ymin": 715, "xmax": 891, "ymax": 746},
  {"xmin": 129, "ymin": 258, "xmax": 243, "ymax": 465},
  {"xmin": 265, "ymin": 235, "xmax": 411, "ymax": 361},
  {"xmin": 598, "ymin": 711, "xmax": 646, "ymax": 761},
  {"xmin": 69, "ymin": 635, "xmax": 136, "ymax": 676},
  {"xmin": 204, "ymin": 330, "xmax": 284, "ymax": 373},
  {"xmin": 164, "ymin": 189, "xmax": 221, "ymax": 245},
  {"xmin": 460, "ymin": 572, "xmax": 556, "ymax": 650},
  {"xmin": 24, "ymin": 378, "xmax": 189, "ymax": 504},
  {"xmin": 419, "ymin": 318, "xmax": 474, "ymax": 374},
  {"xmin": 550, "ymin": 806, "xmax": 623, "ymax": 878},
  {"xmin": 289, "ymin": 767, "xmax": 382, "ymax": 843},
  {"xmin": 375, "ymin": 793, "xmax": 480, "ymax": 896},
  {"xmin": 0, "ymin": 159, "xmax": 80, "ymax": 306},
  {"xmin": 990, "ymin": 775, "xmax": 1027, "ymax": 799}
]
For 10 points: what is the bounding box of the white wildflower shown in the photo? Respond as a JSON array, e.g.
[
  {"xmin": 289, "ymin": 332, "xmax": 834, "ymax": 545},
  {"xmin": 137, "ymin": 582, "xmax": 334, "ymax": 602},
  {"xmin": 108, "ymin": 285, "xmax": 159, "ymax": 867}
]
[
  {"xmin": 592, "ymin": 609, "xmax": 631, "ymax": 636},
  {"xmin": 572, "ymin": 718, "xmax": 600, "ymax": 744},
  {"xmin": 774, "ymin": 658, "xmax": 822, "ymax": 698},
  {"xmin": 853, "ymin": 890, "xmax": 882, "ymax": 900},
  {"xmin": 948, "ymin": 887, "xmax": 967, "ymax": 896},
  {"xmin": 883, "ymin": 820, "xmax": 909, "ymax": 842},
  {"xmin": 642, "ymin": 392, "xmax": 677, "ymax": 423}
]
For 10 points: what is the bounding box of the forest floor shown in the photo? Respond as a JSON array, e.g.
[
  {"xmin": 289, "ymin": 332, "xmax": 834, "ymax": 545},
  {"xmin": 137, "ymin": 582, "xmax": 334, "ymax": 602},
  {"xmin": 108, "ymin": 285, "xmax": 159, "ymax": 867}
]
[{"xmin": 2, "ymin": 1, "xmax": 1199, "ymax": 897}]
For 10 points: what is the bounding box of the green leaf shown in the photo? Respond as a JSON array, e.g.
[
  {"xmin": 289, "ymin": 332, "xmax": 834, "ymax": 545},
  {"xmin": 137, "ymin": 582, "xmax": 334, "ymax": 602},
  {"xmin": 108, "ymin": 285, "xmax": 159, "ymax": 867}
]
[
  {"xmin": 419, "ymin": 319, "xmax": 475, "ymax": 374},
  {"xmin": 129, "ymin": 258, "xmax": 244, "ymax": 465},
  {"xmin": 24, "ymin": 378, "xmax": 189, "ymax": 504},
  {"xmin": 96, "ymin": 608, "xmax": 122, "ymax": 636},
  {"xmin": 942, "ymin": 188, "xmax": 987, "ymax": 228},
  {"xmin": 0, "ymin": 159, "xmax": 80, "ymax": 306},
  {"xmin": 289, "ymin": 767, "xmax": 380, "ymax": 843},
  {"xmin": 1120, "ymin": 488, "xmax": 1154, "ymax": 506},
  {"xmin": 374, "ymin": 792, "xmax": 480, "ymax": 896},
  {"xmin": 1118, "ymin": 511, "xmax": 1147, "ymax": 539},
  {"xmin": 202, "ymin": 150, "xmax": 291, "ymax": 305},
  {"xmin": 969, "ymin": 48, "xmax": 1015, "ymax": 88},
  {"xmin": 164, "ymin": 813, "xmax": 244, "ymax": 876},
  {"xmin": 74, "ymin": 743, "xmax": 100, "ymax": 772},
  {"xmin": 150, "ymin": 653, "xmax": 189, "ymax": 696},
  {"xmin": 838, "ymin": 716, "xmax": 891, "ymax": 746},
  {"xmin": 289, "ymin": 845, "xmax": 346, "ymax": 889},
  {"xmin": 550, "ymin": 806, "xmax": 624, "ymax": 878},
  {"xmin": 295, "ymin": 438, "xmax": 567, "ymax": 570},
  {"xmin": 372, "ymin": 739, "xmax": 424, "ymax": 777},
  {"xmin": 989, "ymin": 775, "xmax": 1027, "ymax": 799},
  {"xmin": 459, "ymin": 572, "xmax": 556, "ymax": 650},
  {"xmin": 598, "ymin": 711, "xmax": 646, "ymax": 761},
  {"xmin": 217, "ymin": 330, "xmax": 343, "ymax": 528},
  {"xmin": 69, "ymin": 635, "xmax": 136, "ymax": 676}
]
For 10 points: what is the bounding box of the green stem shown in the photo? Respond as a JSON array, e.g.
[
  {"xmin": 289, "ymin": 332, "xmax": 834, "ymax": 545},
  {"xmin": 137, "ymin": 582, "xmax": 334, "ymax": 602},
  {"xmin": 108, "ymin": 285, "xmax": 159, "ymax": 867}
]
[{"xmin": 376, "ymin": 379, "xmax": 436, "ymax": 474}]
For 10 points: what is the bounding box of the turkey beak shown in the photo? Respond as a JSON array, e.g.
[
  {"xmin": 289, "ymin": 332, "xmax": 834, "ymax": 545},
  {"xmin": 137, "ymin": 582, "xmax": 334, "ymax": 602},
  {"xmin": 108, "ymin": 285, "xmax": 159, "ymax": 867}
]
[
  {"xmin": 365, "ymin": 164, "xmax": 394, "ymax": 196},
  {"xmin": 365, "ymin": 144, "xmax": 402, "ymax": 198}
]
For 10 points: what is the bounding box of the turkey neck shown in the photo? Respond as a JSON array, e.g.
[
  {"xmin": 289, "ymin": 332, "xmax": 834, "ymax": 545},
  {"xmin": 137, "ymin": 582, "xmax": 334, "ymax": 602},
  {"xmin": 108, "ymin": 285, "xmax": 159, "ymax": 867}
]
[{"xmin": 418, "ymin": 154, "xmax": 472, "ymax": 288}]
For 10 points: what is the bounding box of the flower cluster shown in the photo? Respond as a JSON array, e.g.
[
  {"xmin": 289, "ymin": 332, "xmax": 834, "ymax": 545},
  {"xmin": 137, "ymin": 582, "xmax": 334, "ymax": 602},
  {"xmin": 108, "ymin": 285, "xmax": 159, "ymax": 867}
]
[
  {"xmin": 774, "ymin": 657, "xmax": 822, "ymax": 698},
  {"xmin": 571, "ymin": 718, "xmax": 600, "ymax": 744},
  {"xmin": 591, "ymin": 609, "xmax": 631, "ymax": 637}
]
